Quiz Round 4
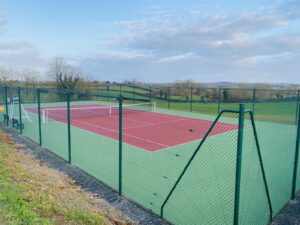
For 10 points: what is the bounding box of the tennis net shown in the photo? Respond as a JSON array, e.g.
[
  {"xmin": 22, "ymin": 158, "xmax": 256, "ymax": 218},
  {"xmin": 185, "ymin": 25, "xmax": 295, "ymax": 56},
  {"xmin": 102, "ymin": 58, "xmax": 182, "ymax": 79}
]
[{"xmin": 42, "ymin": 102, "xmax": 156, "ymax": 122}]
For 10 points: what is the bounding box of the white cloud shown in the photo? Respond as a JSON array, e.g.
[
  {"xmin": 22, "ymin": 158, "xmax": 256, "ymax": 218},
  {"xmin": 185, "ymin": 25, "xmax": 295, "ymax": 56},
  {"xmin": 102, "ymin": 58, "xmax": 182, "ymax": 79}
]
[{"xmin": 77, "ymin": 1, "xmax": 300, "ymax": 83}]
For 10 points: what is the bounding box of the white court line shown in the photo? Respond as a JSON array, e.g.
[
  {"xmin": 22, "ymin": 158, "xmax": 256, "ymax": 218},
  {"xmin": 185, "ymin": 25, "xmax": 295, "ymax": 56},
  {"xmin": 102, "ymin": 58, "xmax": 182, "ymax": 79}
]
[
  {"xmin": 72, "ymin": 119, "xmax": 169, "ymax": 148},
  {"xmin": 122, "ymin": 118, "xmax": 190, "ymax": 130}
]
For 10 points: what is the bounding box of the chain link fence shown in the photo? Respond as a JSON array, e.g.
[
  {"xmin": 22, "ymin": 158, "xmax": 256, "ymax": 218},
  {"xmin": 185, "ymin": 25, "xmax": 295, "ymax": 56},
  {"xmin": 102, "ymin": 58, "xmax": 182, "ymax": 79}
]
[{"xmin": 0, "ymin": 84, "xmax": 300, "ymax": 225}]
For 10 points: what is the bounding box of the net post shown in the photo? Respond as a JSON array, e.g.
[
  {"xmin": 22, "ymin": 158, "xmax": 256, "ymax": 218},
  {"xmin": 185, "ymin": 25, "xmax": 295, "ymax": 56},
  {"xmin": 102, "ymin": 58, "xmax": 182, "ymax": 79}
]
[
  {"xmin": 67, "ymin": 91, "xmax": 72, "ymax": 164},
  {"xmin": 233, "ymin": 103, "xmax": 245, "ymax": 225},
  {"xmin": 37, "ymin": 88, "xmax": 42, "ymax": 146},
  {"xmin": 4, "ymin": 84, "xmax": 8, "ymax": 126},
  {"xmin": 18, "ymin": 87, "xmax": 23, "ymax": 134},
  {"xmin": 218, "ymin": 88, "xmax": 221, "ymax": 114},
  {"xmin": 291, "ymin": 102, "xmax": 300, "ymax": 199},
  {"xmin": 118, "ymin": 95, "xmax": 123, "ymax": 195}
]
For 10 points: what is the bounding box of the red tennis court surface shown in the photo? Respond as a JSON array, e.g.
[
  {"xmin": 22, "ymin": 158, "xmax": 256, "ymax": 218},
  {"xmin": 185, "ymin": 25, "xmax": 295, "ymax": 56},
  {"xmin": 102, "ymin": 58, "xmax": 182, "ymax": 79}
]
[{"xmin": 26, "ymin": 104, "xmax": 237, "ymax": 151}]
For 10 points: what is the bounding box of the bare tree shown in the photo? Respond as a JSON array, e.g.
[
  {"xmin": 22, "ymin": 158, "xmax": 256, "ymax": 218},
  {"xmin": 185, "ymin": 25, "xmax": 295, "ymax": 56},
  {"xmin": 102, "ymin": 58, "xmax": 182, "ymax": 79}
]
[
  {"xmin": 0, "ymin": 68, "xmax": 16, "ymax": 84},
  {"xmin": 48, "ymin": 57, "xmax": 69, "ymax": 83},
  {"xmin": 48, "ymin": 57, "xmax": 85, "ymax": 92},
  {"xmin": 21, "ymin": 69, "xmax": 39, "ymax": 88}
]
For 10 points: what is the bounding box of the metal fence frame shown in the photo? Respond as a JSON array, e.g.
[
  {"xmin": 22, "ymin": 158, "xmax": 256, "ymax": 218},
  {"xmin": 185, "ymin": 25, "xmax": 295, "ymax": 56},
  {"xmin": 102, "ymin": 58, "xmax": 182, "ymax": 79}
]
[{"xmin": 1, "ymin": 84, "xmax": 300, "ymax": 225}]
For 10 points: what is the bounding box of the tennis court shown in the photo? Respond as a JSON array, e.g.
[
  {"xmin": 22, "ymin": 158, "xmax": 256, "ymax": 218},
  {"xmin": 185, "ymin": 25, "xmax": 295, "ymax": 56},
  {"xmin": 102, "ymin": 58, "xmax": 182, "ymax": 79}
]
[
  {"xmin": 26, "ymin": 103, "xmax": 237, "ymax": 151},
  {"xmin": 2, "ymin": 85, "xmax": 300, "ymax": 225}
]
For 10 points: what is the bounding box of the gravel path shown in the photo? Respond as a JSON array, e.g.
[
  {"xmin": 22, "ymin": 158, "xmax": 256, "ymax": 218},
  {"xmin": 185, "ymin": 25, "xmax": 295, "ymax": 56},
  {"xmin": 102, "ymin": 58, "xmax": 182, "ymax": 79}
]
[
  {"xmin": 271, "ymin": 192, "xmax": 300, "ymax": 225},
  {"xmin": 0, "ymin": 124, "xmax": 169, "ymax": 225}
]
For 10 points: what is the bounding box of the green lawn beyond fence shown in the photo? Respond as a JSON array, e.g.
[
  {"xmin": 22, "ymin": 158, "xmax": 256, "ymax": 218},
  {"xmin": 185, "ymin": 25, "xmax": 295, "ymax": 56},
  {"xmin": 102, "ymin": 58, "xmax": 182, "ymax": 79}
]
[{"xmin": 0, "ymin": 84, "xmax": 300, "ymax": 225}]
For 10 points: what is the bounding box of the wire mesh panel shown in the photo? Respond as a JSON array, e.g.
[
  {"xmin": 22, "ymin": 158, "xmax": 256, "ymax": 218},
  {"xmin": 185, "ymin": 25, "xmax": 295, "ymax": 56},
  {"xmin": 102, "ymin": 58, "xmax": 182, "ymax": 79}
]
[
  {"xmin": 219, "ymin": 89, "xmax": 254, "ymax": 112},
  {"xmin": 3, "ymin": 84, "xmax": 300, "ymax": 225},
  {"xmin": 0, "ymin": 86, "xmax": 5, "ymax": 122},
  {"xmin": 70, "ymin": 93, "xmax": 119, "ymax": 190},
  {"xmin": 160, "ymin": 112, "xmax": 238, "ymax": 225},
  {"xmin": 196, "ymin": 88, "xmax": 219, "ymax": 116},
  {"xmin": 238, "ymin": 113, "xmax": 271, "ymax": 225},
  {"xmin": 40, "ymin": 90, "xmax": 69, "ymax": 160},
  {"xmin": 6, "ymin": 86, "xmax": 19, "ymax": 130},
  {"xmin": 19, "ymin": 87, "xmax": 39, "ymax": 143},
  {"xmin": 120, "ymin": 97, "xmax": 238, "ymax": 224},
  {"xmin": 254, "ymin": 90, "xmax": 298, "ymax": 124},
  {"xmin": 254, "ymin": 90, "xmax": 298, "ymax": 215}
]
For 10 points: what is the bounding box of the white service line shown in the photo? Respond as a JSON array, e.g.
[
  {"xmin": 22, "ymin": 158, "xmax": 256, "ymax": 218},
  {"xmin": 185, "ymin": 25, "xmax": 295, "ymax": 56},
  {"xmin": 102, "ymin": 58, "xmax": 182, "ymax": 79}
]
[{"xmin": 72, "ymin": 119, "xmax": 169, "ymax": 148}]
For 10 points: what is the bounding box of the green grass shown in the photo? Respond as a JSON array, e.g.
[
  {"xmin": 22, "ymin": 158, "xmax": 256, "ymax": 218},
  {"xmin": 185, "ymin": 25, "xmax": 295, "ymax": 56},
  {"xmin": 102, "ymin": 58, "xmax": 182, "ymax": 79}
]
[
  {"xmin": 0, "ymin": 130, "xmax": 111, "ymax": 225},
  {"xmin": 0, "ymin": 140, "xmax": 52, "ymax": 225}
]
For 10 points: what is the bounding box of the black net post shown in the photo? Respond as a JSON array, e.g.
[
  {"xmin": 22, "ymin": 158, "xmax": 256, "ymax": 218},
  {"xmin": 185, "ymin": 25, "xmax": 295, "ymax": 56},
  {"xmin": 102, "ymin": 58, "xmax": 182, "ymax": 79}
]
[
  {"xmin": 119, "ymin": 95, "xmax": 123, "ymax": 195},
  {"xmin": 233, "ymin": 103, "xmax": 245, "ymax": 225}
]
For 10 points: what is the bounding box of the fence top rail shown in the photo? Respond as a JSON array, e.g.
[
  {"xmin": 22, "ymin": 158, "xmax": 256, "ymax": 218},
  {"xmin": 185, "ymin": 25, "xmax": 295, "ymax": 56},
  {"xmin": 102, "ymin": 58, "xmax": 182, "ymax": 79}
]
[{"xmin": 4, "ymin": 84, "xmax": 300, "ymax": 93}]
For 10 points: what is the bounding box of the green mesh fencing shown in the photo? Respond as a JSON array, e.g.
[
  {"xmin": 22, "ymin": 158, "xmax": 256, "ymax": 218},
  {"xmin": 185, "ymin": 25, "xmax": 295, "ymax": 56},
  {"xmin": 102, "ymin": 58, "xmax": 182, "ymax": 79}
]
[
  {"xmin": 161, "ymin": 111, "xmax": 239, "ymax": 225},
  {"xmin": 0, "ymin": 86, "xmax": 4, "ymax": 122},
  {"xmin": 238, "ymin": 113, "xmax": 271, "ymax": 225},
  {"xmin": 255, "ymin": 90, "xmax": 298, "ymax": 214},
  {"xmin": 19, "ymin": 87, "xmax": 40, "ymax": 143},
  {"xmin": 70, "ymin": 93, "xmax": 119, "ymax": 190},
  {"xmin": 1, "ymin": 85, "xmax": 300, "ymax": 225},
  {"xmin": 40, "ymin": 90, "xmax": 69, "ymax": 160},
  {"xmin": 6, "ymin": 86, "xmax": 20, "ymax": 130}
]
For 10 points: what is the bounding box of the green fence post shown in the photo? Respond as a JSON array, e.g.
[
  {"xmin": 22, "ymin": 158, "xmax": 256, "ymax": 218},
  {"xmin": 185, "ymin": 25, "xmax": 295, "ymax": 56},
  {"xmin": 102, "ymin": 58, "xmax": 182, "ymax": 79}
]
[
  {"xmin": 4, "ymin": 85, "xmax": 8, "ymax": 126},
  {"xmin": 37, "ymin": 88, "xmax": 42, "ymax": 146},
  {"xmin": 252, "ymin": 88, "xmax": 256, "ymax": 114},
  {"xmin": 233, "ymin": 103, "xmax": 245, "ymax": 225},
  {"xmin": 67, "ymin": 91, "xmax": 72, "ymax": 164},
  {"xmin": 168, "ymin": 87, "xmax": 171, "ymax": 110},
  {"xmin": 295, "ymin": 90, "xmax": 300, "ymax": 125},
  {"xmin": 218, "ymin": 88, "xmax": 221, "ymax": 114},
  {"xmin": 190, "ymin": 88, "xmax": 193, "ymax": 112},
  {"xmin": 291, "ymin": 103, "xmax": 300, "ymax": 199},
  {"xmin": 249, "ymin": 111, "xmax": 273, "ymax": 220},
  {"xmin": 17, "ymin": 87, "xmax": 23, "ymax": 134},
  {"xmin": 133, "ymin": 86, "xmax": 136, "ymax": 103},
  {"xmin": 119, "ymin": 95, "xmax": 123, "ymax": 195}
]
